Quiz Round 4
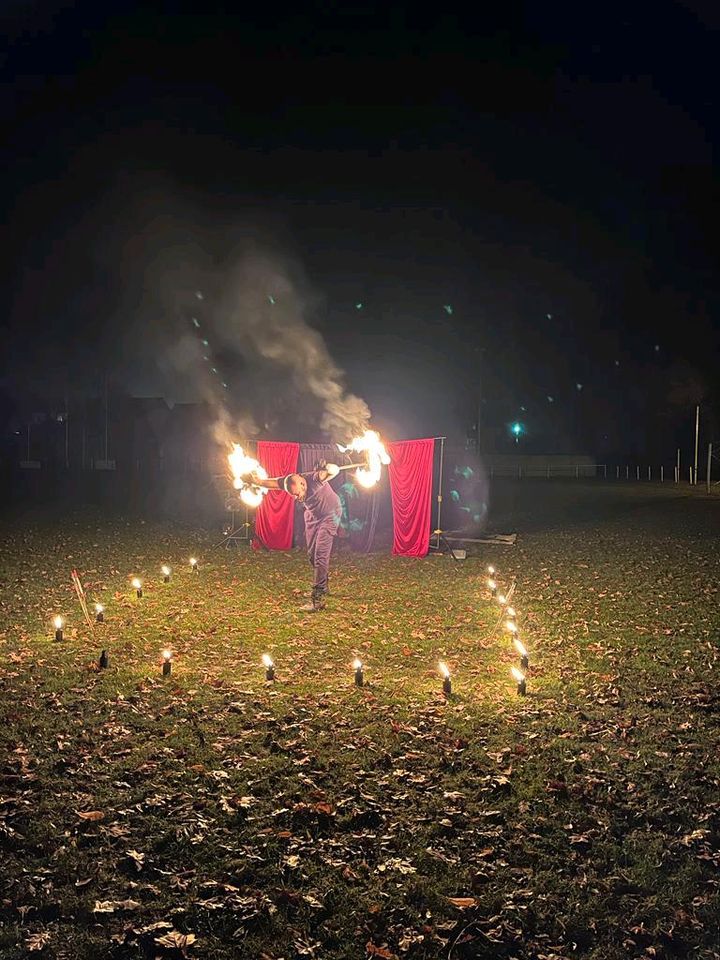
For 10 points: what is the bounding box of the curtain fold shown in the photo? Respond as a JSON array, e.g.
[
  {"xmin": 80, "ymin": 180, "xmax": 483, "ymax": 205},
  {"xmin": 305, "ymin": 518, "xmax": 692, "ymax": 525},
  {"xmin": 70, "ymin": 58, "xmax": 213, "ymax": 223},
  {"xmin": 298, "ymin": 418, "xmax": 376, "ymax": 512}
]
[
  {"xmin": 388, "ymin": 438, "xmax": 435, "ymax": 557},
  {"xmin": 254, "ymin": 441, "xmax": 300, "ymax": 550}
]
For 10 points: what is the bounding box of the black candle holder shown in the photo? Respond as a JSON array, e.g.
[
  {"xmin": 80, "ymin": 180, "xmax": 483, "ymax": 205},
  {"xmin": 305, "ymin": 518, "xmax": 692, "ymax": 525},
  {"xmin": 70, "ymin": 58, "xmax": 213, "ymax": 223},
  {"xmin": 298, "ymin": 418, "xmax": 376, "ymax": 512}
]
[{"xmin": 99, "ymin": 650, "xmax": 109, "ymax": 669}]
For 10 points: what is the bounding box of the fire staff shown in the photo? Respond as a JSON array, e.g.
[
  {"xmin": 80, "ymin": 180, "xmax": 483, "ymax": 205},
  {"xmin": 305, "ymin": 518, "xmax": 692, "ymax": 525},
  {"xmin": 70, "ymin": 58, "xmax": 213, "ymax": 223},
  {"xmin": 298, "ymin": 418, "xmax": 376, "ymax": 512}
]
[{"xmin": 251, "ymin": 461, "xmax": 342, "ymax": 612}]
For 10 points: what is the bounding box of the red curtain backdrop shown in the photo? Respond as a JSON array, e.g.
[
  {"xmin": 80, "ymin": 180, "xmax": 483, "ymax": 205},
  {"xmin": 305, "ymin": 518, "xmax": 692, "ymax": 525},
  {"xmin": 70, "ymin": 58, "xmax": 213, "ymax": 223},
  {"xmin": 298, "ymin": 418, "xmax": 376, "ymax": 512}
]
[
  {"xmin": 254, "ymin": 441, "xmax": 300, "ymax": 550},
  {"xmin": 388, "ymin": 438, "xmax": 435, "ymax": 557}
]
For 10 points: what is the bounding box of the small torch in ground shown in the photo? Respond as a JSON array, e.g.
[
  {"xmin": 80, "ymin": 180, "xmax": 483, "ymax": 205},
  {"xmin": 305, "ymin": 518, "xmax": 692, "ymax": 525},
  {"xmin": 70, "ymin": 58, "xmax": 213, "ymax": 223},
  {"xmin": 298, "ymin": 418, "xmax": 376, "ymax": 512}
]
[
  {"xmin": 262, "ymin": 653, "xmax": 275, "ymax": 681},
  {"xmin": 162, "ymin": 649, "xmax": 172, "ymax": 676},
  {"xmin": 53, "ymin": 616, "xmax": 64, "ymax": 642},
  {"xmin": 353, "ymin": 658, "xmax": 364, "ymax": 687},
  {"xmin": 132, "ymin": 577, "xmax": 143, "ymax": 599},
  {"xmin": 190, "ymin": 557, "xmax": 199, "ymax": 574},
  {"xmin": 487, "ymin": 578, "xmax": 497, "ymax": 597},
  {"xmin": 439, "ymin": 661, "xmax": 452, "ymax": 695},
  {"xmin": 514, "ymin": 637, "xmax": 529, "ymax": 671},
  {"xmin": 162, "ymin": 565, "xmax": 171, "ymax": 583},
  {"xmin": 95, "ymin": 603, "xmax": 104, "ymax": 623},
  {"xmin": 511, "ymin": 666, "xmax": 527, "ymax": 696}
]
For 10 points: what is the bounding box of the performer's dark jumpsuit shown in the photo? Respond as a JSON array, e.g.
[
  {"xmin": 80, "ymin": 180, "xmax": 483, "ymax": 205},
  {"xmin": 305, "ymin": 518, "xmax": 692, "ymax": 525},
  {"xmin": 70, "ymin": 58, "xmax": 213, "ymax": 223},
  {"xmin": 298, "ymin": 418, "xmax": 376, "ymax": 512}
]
[{"xmin": 302, "ymin": 472, "xmax": 342, "ymax": 596}]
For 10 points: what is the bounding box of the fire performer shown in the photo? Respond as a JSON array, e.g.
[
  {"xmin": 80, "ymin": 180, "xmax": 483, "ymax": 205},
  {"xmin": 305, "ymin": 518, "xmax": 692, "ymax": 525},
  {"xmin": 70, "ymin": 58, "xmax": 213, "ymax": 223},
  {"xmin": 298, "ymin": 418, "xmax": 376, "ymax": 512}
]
[{"xmin": 251, "ymin": 461, "xmax": 342, "ymax": 612}]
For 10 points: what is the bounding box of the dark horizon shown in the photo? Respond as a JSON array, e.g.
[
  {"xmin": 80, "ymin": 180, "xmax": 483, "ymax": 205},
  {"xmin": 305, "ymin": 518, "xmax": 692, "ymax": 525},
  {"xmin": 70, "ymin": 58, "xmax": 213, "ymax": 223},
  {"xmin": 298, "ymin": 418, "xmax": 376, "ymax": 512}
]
[{"xmin": 2, "ymin": 2, "xmax": 718, "ymax": 456}]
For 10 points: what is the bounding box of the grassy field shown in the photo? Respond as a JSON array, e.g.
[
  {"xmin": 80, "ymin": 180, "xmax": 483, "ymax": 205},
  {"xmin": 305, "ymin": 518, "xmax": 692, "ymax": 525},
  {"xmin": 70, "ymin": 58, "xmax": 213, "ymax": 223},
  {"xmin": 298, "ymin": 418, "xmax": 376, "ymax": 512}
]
[{"xmin": 1, "ymin": 483, "xmax": 719, "ymax": 960}]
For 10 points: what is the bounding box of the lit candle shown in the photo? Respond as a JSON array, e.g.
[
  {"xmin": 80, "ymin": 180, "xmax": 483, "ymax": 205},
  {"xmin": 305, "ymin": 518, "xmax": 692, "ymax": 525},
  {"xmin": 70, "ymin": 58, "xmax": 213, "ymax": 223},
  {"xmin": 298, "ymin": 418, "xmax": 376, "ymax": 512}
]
[
  {"xmin": 487, "ymin": 565, "xmax": 496, "ymax": 576},
  {"xmin": 162, "ymin": 649, "xmax": 172, "ymax": 676},
  {"xmin": 132, "ymin": 577, "xmax": 143, "ymax": 599},
  {"xmin": 95, "ymin": 603, "xmax": 104, "ymax": 624},
  {"xmin": 353, "ymin": 658, "xmax": 364, "ymax": 687},
  {"xmin": 190, "ymin": 557, "xmax": 198, "ymax": 574},
  {"xmin": 162, "ymin": 565, "xmax": 171, "ymax": 583},
  {"xmin": 53, "ymin": 615, "xmax": 64, "ymax": 642},
  {"xmin": 487, "ymin": 578, "xmax": 497, "ymax": 597},
  {"xmin": 505, "ymin": 619, "xmax": 518, "ymax": 635},
  {"xmin": 99, "ymin": 649, "xmax": 109, "ymax": 669},
  {"xmin": 513, "ymin": 637, "xmax": 529, "ymax": 670},
  {"xmin": 262, "ymin": 653, "xmax": 275, "ymax": 681},
  {"xmin": 511, "ymin": 666, "xmax": 527, "ymax": 696},
  {"xmin": 497, "ymin": 593, "xmax": 507, "ymax": 606},
  {"xmin": 506, "ymin": 606, "xmax": 516, "ymax": 620},
  {"xmin": 439, "ymin": 661, "xmax": 452, "ymax": 695}
]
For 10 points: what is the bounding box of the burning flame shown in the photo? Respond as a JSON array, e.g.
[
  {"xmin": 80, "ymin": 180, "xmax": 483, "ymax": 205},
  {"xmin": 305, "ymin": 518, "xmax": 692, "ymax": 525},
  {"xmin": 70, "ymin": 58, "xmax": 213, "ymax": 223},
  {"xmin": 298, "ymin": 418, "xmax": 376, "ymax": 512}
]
[
  {"xmin": 505, "ymin": 619, "xmax": 518, "ymax": 634},
  {"xmin": 262, "ymin": 653, "xmax": 274, "ymax": 668},
  {"xmin": 53, "ymin": 615, "xmax": 63, "ymax": 629},
  {"xmin": 497, "ymin": 593, "xmax": 507, "ymax": 605},
  {"xmin": 132, "ymin": 578, "xmax": 142, "ymax": 590},
  {"xmin": 161, "ymin": 565, "xmax": 171, "ymax": 577},
  {"xmin": 438, "ymin": 660, "xmax": 450, "ymax": 679},
  {"xmin": 228, "ymin": 443, "xmax": 268, "ymax": 508},
  {"xmin": 487, "ymin": 565, "xmax": 496, "ymax": 575},
  {"xmin": 487, "ymin": 579, "xmax": 497, "ymax": 591},
  {"xmin": 240, "ymin": 486, "xmax": 264, "ymax": 508},
  {"xmin": 506, "ymin": 606, "xmax": 516, "ymax": 619},
  {"xmin": 511, "ymin": 666, "xmax": 525, "ymax": 683},
  {"xmin": 352, "ymin": 658, "xmax": 363, "ymax": 670},
  {"xmin": 337, "ymin": 429, "xmax": 390, "ymax": 488},
  {"xmin": 162, "ymin": 649, "xmax": 172, "ymax": 661},
  {"xmin": 513, "ymin": 638, "xmax": 528, "ymax": 658},
  {"xmin": 95, "ymin": 603, "xmax": 104, "ymax": 614}
]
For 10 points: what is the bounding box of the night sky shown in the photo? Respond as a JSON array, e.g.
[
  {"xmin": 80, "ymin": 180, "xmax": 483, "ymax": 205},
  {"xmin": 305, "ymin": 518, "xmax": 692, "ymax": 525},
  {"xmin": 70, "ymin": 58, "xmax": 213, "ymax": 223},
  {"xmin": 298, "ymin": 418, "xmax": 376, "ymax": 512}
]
[{"xmin": 2, "ymin": 2, "xmax": 718, "ymax": 455}]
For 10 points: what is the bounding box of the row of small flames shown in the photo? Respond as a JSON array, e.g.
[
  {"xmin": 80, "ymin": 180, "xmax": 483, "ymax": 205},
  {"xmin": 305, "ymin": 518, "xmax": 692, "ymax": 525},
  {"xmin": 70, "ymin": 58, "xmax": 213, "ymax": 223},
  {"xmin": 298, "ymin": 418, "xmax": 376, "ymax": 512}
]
[
  {"xmin": 487, "ymin": 565, "xmax": 529, "ymax": 696},
  {"xmin": 50, "ymin": 559, "xmax": 530, "ymax": 695}
]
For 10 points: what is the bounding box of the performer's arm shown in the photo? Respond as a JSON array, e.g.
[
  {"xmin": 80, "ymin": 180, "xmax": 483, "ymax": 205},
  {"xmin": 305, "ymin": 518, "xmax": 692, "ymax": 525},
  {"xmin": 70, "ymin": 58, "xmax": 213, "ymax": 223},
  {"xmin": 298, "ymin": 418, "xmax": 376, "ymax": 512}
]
[{"xmin": 249, "ymin": 474, "xmax": 282, "ymax": 490}]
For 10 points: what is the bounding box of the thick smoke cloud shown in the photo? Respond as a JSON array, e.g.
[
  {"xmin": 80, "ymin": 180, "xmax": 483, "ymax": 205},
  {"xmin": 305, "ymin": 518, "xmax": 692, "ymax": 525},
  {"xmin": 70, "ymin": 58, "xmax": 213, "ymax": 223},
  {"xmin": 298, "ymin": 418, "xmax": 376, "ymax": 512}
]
[{"xmin": 213, "ymin": 250, "xmax": 370, "ymax": 442}]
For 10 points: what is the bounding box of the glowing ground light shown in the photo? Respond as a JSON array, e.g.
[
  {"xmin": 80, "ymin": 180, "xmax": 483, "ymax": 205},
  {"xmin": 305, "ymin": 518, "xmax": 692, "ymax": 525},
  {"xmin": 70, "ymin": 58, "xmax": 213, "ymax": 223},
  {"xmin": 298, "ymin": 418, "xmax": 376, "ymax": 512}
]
[
  {"xmin": 487, "ymin": 565, "xmax": 496, "ymax": 576},
  {"xmin": 132, "ymin": 577, "xmax": 143, "ymax": 598},
  {"xmin": 162, "ymin": 649, "xmax": 172, "ymax": 676},
  {"xmin": 53, "ymin": 616, "xmax": 64, "ymax": 641},
  {"xmin": 443, "ymin": 304, "xmax": 453, "ymax": 315},
  {"xmin": 511, "ymin": 422, "xmax": 523, "ymax": 437},
  {"xmin": 514, "ymin": 637, "xmax": 529, "ymax": 669},
  {"xmin": 353, "ymin": 658, "xmax": 364, "ymax": 687},
  {"xmin": 355, "ymin": 302, "xmax": 363, "ymax": 310},
  {"xmin": 162, "ymin": 565, "xmax": 171, "ymax": 582},
  {"xmin": 190, "ymin": 558, "xmax": 198, "ymax": 573},
  {"xmin": 511, "ymin": 666, "xmax": 527, "ymax": 696},
  {"xmin": 439, "ymin": 661, "xmax": 452, "ymax": 695},
  {"xmin": 262, "ymin": 654, "xmax": 275, "ymax": 681},
  {"xmin": 95, "ymin": 603, "xmax": 104, "ymax": 623}
]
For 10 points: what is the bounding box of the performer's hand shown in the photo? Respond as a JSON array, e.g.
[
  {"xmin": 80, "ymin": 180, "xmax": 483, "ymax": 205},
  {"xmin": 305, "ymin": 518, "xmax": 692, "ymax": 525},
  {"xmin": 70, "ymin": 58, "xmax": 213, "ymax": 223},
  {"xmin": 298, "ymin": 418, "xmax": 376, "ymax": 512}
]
[
  {"xmin": 315, "ymin": 459, "xmax": 327, "ymax": 471},
  {"xmin": 324, "ymin": 462, "xmax": 340, "ymax": 479}
]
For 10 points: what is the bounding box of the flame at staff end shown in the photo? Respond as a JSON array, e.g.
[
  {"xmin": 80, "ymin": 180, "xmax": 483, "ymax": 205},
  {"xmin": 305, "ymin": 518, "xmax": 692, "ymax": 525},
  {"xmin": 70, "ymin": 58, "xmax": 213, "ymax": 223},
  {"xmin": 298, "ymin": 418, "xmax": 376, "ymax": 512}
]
[
  {"xmin": 337, "ymin": 429, "xmax": 390, "ymax": 488},
  {"xmin": 228, "ymin": 443, "xmax": 268, "ymax": 508}
]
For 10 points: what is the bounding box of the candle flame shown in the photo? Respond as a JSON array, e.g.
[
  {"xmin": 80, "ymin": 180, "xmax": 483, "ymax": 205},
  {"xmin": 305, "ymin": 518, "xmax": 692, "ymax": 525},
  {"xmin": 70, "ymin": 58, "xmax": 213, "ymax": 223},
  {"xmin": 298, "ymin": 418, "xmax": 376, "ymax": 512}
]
[
  {"xmin": 487, "ymin": 565, "xmax": 495, "ymax": 575},
  {"xmin": 511, "ymin": 666, "xmax": 525, "ymax": 683},
  {"xmin": 132, "ymin": 577, "xmax": 142, "ymax": 590},
  {"xmin": 337, "ymin": 429, "xmax": 390, "ymax": 488},
  {"xmin": 438, "ymin": 660, "xmax": 450, "ymax": 679},
  {"xmin": 95, "ymin": 603, "xmax": 104, "ymax": 613},
  {"xmin": 505, "ymin": 620, "xmax": 518, "ymax": 633},
  {"xmin": 506, "ymin": 606, "xmax": 516, "ymax": 618},
  {"xmin": 497, "ymin": 593, "xmax": 507, "ymax": 605},
  {"xmin": 53, "ymin": 615, "xmax": 63, "ymax": 629},
  {"xmin": 161, "ymin": 565, "xmax": 171, "ymax": 576},
  {"xmin": 514, "ymin": 637, "xmax": 528, "ymax": 658},
  {"xmin": 162, "ymin": 649, "xmax": 172, "ymax": 661},
  {"xmin": 352, "ymin": 658, "xmax": 363, "ymax": 670},
  {"xmin": 487, "ymin": 579, "xmax": 497, "ymax": 591},
  {"xmin": 189, "ymin": 557, "xmax": 197, "ymax": 567},
  {"xmin": 262, "ymin": 653, "xmax": 274, "ymax": 668},
  {"xmin": 228, "ymin": 443, "xmax": 268, "ymax": 507}
]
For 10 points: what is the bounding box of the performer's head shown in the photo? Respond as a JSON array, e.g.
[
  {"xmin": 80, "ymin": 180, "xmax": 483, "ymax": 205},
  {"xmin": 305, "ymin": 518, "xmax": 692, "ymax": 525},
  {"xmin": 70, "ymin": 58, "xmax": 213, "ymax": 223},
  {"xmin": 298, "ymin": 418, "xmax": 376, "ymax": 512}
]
[{"xmin": 284, "ymin": 474, "xmax": 308, "ymax": 501}]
